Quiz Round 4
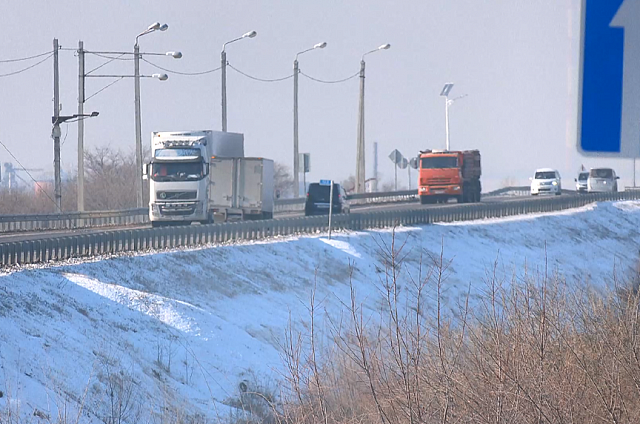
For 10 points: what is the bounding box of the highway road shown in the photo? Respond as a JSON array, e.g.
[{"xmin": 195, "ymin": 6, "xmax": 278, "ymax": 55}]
[{"xmin": 0, "ymin": 193, "xmax": 554, "ymax": 244}]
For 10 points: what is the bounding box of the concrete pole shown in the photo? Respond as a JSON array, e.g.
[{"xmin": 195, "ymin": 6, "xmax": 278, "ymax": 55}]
[
  {"xmin": 53, "ymin": 38, "xmax": 62, "ymax": 213},
  {"xmin": 77, "ymin": 40, "xmax": 85, "ymax": 211},
  {"xmin": 134, "ymin": 43, "xmax": 144, "ymax": 208},
  {"xmin": 373, "ymin": 141, "xmax": 378, "ymax": 192},
  {"xmin": 394, "ymin": 164, "xmax": 398, "ymax": 191},
  {"xmin": 356, "ymin": 60, "xmax": 366, "ymax": 193},
  {"xmin": 221, "ymin": 50, "xmax": 227, "ymax": 132},
  {"xmin": 293, "ymin": 59, "xmax": 300, "ymax": 197},
  {"xmin": 445, "ymin": 97, "xmax": 451, "ymax": 151}
]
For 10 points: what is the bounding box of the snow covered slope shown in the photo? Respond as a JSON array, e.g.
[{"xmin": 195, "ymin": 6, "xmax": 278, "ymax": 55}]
[{"xmin": 1, "ymin": 201, "xmax": 639, "ymax": 421}]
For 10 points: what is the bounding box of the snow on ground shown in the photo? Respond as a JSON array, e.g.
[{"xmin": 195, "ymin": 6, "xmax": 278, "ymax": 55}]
[{"xmin": 1, "ymin": 201, "xmax": 640, "ymax": 421}]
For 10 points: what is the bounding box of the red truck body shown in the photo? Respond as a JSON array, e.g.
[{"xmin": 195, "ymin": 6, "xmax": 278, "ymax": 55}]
[{"xmin": 418, "ymin": 150, "xmax": 481, "ymax": 204}]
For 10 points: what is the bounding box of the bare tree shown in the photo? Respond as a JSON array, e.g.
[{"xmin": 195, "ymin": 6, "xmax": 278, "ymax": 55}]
[{"xmin": 274, "ymin": 162, "xmax": 295, "ymax": 199}]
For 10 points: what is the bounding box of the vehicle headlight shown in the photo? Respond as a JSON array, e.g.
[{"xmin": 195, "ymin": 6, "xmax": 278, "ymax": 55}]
[
  {"xmin": 552, "ymin": 181, "xmax": 558, "ymax": 186},
  {"xmin": 453, "ymin": 186, "xmax": 460, "ymax": 191}
]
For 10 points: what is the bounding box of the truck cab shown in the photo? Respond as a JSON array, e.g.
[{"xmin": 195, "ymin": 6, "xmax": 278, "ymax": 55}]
[
  {"xmin": 418, "ymin": 149, "xmax": 481, "ymax": 204},
  {"xmin": 146, "ymin": 132, "xmax": 212, "ymax": 226}
]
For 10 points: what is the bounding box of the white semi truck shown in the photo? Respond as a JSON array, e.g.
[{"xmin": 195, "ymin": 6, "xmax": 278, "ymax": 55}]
[{"xmin": 144, "ymin": 130, "xmax": 274, "ymax": 226}]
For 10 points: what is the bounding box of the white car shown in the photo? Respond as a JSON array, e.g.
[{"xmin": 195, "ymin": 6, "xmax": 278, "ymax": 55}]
[
  {"xmin": 575, "ymin": 171, "xmax": 589, "ymax": 193},
  {"xmin": 587, "ymin": 168, "xmax": 618, "ymax": 193},
  {"xmin": 530, "ymin": 168, "xmax": 562, "ymax": 196}
]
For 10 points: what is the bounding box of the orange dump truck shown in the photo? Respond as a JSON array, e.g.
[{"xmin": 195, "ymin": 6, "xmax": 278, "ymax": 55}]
[{"xmin": 418, "ymin": 150, "xmax": 481, "ymax": 204}]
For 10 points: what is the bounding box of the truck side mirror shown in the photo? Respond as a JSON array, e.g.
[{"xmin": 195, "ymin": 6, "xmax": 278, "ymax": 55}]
[
  {"xmin": 203, "ymin": 162, "xmax": 209, "ymax": 176},
  {"xmin": 275, "ymin": 189, "xmax": 281, "ymax": 199},
  {"xmin": 142, "ymin": 163, "xmax": 149, "ymax": 180}
]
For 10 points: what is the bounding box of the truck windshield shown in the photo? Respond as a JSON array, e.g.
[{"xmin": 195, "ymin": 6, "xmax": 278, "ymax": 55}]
[
  {"xmin": 151, "ymin": 162, "xmax": 203, "ymax": 182},
  {"xmin": 420, "ymin": 157, "xmax": 458, "ymax": 169}
]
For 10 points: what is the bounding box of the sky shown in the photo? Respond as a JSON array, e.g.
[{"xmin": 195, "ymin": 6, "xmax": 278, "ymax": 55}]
[{"xmin": 0, "ymin": 0, "xmax": 633, "ymax": 192}]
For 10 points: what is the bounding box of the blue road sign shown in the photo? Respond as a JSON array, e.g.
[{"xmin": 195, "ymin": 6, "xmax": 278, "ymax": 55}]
[{"xmin": 579, "ymin": 0, "xmax": 640, "ymax": 157}]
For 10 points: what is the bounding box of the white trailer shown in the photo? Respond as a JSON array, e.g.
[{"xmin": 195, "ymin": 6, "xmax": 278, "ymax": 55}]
[{"xmin": 208, "ymin": 158, "xmax": 274, "ymax": 220}]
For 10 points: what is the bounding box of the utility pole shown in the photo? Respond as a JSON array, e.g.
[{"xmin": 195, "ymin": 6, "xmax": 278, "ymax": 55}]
[
  {"xmin": 77, "ymin": 40, "xmax": 85, "ymax": 211},
  {"xmin": 293, "ymin": 59, "xmax": 300, "ymax": 197},
  {"xmin": 52, "ymin": 38, "xmax": 62, "ymax": 213},
  {"xmin": 373, "ymin": 141, "xmax": 378, "ymax": 192},
  {"xmin": 134, "ymin": 43, "xmax": 143, "ymax": 208},
  {"xmin": 356, "ymin": 60, "xmax": 366, "ymax": 194},
  {"xmin": 221, "ymin": 50, "xmax": 227, "ymax": 132},
  {"xmin": 445, "ymin": 98, "xmax": 451, "ymax": 151}
]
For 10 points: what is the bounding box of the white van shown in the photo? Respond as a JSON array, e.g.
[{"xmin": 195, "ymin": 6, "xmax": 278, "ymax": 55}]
[
  {"xmin": 530, "ymin": 168, "xmax": 561, "ymax": 196},
  {"xmin": 587, "ymin": 168, "xmax": 618, "ymax": 193}
]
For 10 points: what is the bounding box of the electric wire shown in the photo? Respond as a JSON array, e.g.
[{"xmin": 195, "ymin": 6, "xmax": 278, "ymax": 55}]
[
  {"xmin": 85, "ymin": 77, "xmax": 125, "ymax": 102},
  {"xmin": 227, "ymin": 64, "xmax": 293, "ymax": 82},
  {"xmin": 0, "ymin": 140, "xmax": 57, "ymax": 206},
  {"xmin": 0, "ymin": 50, "xmax": 53, "ymax": 63},
  {"xmin": 141, "ymin": 57, "xmax": 221, "ymax": 76},
  {"xmin": 86, "ymin": 53, "xmax": 127, "ymax": 75},
  {"xmin": 87, "ymin": 52, "xmax": 134, "ymax": 61},
  {"xmin": 300, "ymin": 70, "xmax": 360, "ymax": 84},
  {"xmin": 0, "ymin": 53, "xmax": 53, "ymax": 78}
]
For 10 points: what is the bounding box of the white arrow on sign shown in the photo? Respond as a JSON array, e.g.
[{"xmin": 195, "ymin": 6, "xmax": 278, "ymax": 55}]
[{"xmin": 611, "ymin": 0, "xmax": 640, "ymax": 157}]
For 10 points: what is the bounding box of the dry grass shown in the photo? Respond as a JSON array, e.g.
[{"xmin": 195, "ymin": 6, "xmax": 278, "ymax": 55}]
[{"xmin": 276, "ymin": 232, "xmax": 640, "ymax": 424}]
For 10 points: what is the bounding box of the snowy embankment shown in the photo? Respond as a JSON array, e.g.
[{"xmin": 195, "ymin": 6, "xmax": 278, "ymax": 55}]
[{"xmin": 1, "ymin": 201, "xmax": 639, "ymax": 421}]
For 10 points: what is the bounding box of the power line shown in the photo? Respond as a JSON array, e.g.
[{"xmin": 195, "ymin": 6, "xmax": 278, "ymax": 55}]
[
  {"xmin": 86, "ymin": 53, "xmax": 127, "ymax": 75},
  {"xmin": 87, "ymin": 52, "xmax": 134, "ymax": 61},
  {"xmin": 141, "ymin": 57, "xmax": 221, "ymax": 76},
  {"xmin": 300, "ymin": 70, "xmax": 360, "ymax": 84},
  {"xmin": 85, "ymin": 77, "xmax": 125, "ymax": 102},
  {"xmin": 227, "ymin": 64, "xmax": 293, "ymax": 82},
  {"xmin": 0, "ymin": 50, "xmax": 52, "ymax": 63},
  {"xmin": 0, "ymin": 53, "xmax": 53, "ymax": 78},
  {"xmin": 0, "ymin": 140, "xmax": 57, "ymax": 207}
]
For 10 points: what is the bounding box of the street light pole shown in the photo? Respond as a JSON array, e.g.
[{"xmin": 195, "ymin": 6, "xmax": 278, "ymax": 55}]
[
  {"xmin": 221, "ymin": 49, "xmax": 227, "ymax": 132},
  {"xmin": 134, "ymin": 42, "xmax": 143, "ymax": 208},
  {"xmin": 77, "ymin": 40, "xmax": 85, "ymax": 211},
  {"xmin": 440, "ymin": 83, "xmax": 467, "ymax": 151},
  {"xmin": 133, "ymin": 22, "xmax": 169, "ymax": 208},
  {"xmin": 293, "ymin": 58, "xmax": 299, "ymax": 195},
  {"xmin": 356, "ymin": 44, "xmax": 390, "ymax": 194},
  {"xmin": 356, "ymin": 59, "xmax": 366, "ymax": 194},
  {"xmin": 52, "ymin": 38, "xmax": 61, "ymax": 213},
  {"xmin": 221, "ymin": 31, "xmax": 257, "ymax": 132},
  {"xmin": 445, "ymin": 97, "xmax": 450, "ymax": 151},
  {"xmin": 293, "ymin": 42, "xmax": 326, "ymax": 197}
]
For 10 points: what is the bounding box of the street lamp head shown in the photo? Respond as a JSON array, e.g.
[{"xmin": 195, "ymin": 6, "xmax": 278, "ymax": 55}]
[
  {"xmin": 440, "ymin": 83, "xmax": 454, "ymax": 97},
  {"xmin": 243, "ymin": 30, "xmax": 257, "ymax": 38},
  {"xmin": 152, "ymin": 73, "xmax": 169, "ymax": 81},
  {"xmin": 362, "ymin": 43, "xmax": 392, "ymax": 60},
  {"xmin": 314, "ymin": 42, "xmax": 327, "ymax": 49},
  {"xmin": 166, "ymin": 51, "xmax": 182, "ymax": 59},
  {"xmin": 90, "ymin": 111, "xmax": 99, "ymax": 117},
  {"xmin": 148, "ymin": 22, "xmax": 161, "ymax": 31},
  {"xmin": 159, "ymin": 23, "xmax": 169, "ymax": 31}
]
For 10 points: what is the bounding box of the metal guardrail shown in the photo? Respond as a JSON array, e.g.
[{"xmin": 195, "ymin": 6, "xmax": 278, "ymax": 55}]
[
  {"xmin": 1, "ymin": 191, "xmax": 637, "ymax": 266},
  {"xmin": 0, "ymin": 186, "xmax": 611, "ymax": 233},
  {"xmin": 273, "ymin": 189, "xmax": 419, "ymax": 213},
  {"xmin": 0, "ymin": 208, "xmax": 149, "ymax": 233}
]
